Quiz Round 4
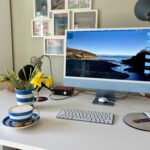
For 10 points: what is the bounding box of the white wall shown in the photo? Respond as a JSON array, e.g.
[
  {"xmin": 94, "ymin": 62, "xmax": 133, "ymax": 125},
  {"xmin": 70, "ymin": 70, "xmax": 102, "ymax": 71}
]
[
  {"xmin": 0, "ymin": 0, "xmax": 13, "ymax": 73},
  {"xmin": 94, "ymin": 0, "xmax": 150, "ymax": 28},
  {"xmin": 11, "ymin": 0, "xmax": 150, "ymax": 85}
]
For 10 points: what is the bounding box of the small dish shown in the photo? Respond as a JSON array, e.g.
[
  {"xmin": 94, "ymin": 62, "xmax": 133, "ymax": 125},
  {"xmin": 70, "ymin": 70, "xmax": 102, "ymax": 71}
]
[{"xmin": 2, "ymin": 113, "xmax": 40, "ymax": 129}]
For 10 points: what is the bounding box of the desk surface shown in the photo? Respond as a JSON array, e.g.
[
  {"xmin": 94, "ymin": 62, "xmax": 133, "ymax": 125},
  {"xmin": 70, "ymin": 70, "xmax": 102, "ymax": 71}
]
[{"xmin": 0, "ymin": 90, "xmax": 150, "ymax": 150}]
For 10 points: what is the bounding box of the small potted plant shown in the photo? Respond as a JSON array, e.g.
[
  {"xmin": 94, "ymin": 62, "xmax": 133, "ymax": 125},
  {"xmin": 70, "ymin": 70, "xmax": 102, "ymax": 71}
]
[{"xmin": 0, "ymin": 65, "xmax": 53, "ymax": 105}]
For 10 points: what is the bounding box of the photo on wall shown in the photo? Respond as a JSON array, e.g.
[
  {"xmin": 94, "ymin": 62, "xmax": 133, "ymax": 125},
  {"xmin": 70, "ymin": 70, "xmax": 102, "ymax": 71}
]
[
  {"xmin": 32, "ymin": 19, "xmax": 51, "ymax": 37},
  {"xmin": 78, "ymin": 0, "xmax": 91, "ymax": 8},
  {"xmin": 32, "ymin": 19, "xmax": 43, "ymax": 37},
  {"xmin": 43, "ymin": 20, "xmax": 51, "ymax": 36},
  {"xmin": 51, "ymin": 0, "xmax": 65, "ymax": 10},
  {"xmin": 34, "ymin": 0, "xmax": 48, "ymax": 18},
  {"xmin": 53, "ymin": 12, "xmax": 69, "ymax": 35},
  {"xmin": 73, "ymin": 10, "xmax": 98, "ymax": 29},
  {"xmin": 68, "ymin": 0, "xmax": 91, "ymax": 9},
  {"xmin": 44, "ymin": 37, "xmax": 64, "ymax": 55}
]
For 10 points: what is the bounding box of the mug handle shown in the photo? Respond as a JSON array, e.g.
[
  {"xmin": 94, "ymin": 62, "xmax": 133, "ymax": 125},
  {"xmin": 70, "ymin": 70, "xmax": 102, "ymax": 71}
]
[
  {"xmin": 32, "ymin": 91, "xmax": 39, "ymax": 102},
  {"xmin": 33, "ymin": 108, "xmax": 40, "ymax": 119},
  {"xmin": 35, "ymin": 91, "xmax": 39, "ymax": 102}
]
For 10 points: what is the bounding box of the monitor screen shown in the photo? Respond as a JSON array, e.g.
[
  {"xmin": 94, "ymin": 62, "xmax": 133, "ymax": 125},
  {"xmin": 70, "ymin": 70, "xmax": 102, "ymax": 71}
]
[{"xmin": 64, "ymin": 28, "xmax": 150, "ymax": 104}]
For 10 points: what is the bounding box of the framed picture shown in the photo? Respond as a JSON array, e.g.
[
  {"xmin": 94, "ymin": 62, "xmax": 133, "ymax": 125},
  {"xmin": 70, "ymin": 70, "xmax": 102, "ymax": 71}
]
[
  {"xmin": 31, "ymin": 19, "xmax": 51, "ymax": 37},
  {"xmin": 50, "ymin": 0, "xmax": 66, "ymax": 10},
  {"xmin": 72, "ymin": 9, "xmax": 98, "ymax": 29},
  {"xmin": 44, "ymin": 36, "xmax": 64, "ymax": 55},
  {"xmin": 43, "ymin": 19, "xmax": 51, "ymax": 36},
  {"xmin": 68, "ymin": 0, "xmax": 92, "ymax": 9},
  {"xmin": 33, "ymin": 0, "xmax": 48, "ymax": 18},
  {"xmin": 53, "ymin": 11, "xmax": 69, "ymax": 35}
]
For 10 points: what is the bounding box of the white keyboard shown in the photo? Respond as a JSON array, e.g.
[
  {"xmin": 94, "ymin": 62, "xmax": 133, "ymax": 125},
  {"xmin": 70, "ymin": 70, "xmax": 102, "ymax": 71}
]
[{"xmin": 56, "ymin": 108, "xmax": 114, "ymax": 125}]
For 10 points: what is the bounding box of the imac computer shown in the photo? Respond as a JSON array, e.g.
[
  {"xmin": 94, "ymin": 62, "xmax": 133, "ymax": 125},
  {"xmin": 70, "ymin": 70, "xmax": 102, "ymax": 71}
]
[{"xmin": 64, "ymin": 28, "xmax": 150, "ymax": 105}]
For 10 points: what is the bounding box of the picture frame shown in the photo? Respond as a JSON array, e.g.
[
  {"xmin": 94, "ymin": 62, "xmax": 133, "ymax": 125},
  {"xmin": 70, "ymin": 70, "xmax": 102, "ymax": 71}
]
[
  {"xmin": 67, "ymin": 0, "xmax": 92, "ymax": 9},
  {"xmin": 72, "ymin": 9, "xmax": 98, "ymax": 29},
  {"xmin": 31, "ymin": 19, "xmax": 51, "ymax": 37},
  {"xmin": 33, "ymin": 0, "xmax": 49, "ymax": 18},
  {"xmin": 53, "ymin": 11, "xmax": 69, "ymax": 35},
  {"xmin": 44, "ymin": 36, "xmax": 64, "ymax": 55},
  {"xmin": 50, "ymin": 0, "xmax": 66, "ymax": 10}
]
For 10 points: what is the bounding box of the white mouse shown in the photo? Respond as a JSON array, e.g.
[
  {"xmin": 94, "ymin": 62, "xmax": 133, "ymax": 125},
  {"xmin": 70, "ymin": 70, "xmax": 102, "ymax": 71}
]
[{"xmin": 98, "ymin": 97, "xmax": 108, "ymax": 103}]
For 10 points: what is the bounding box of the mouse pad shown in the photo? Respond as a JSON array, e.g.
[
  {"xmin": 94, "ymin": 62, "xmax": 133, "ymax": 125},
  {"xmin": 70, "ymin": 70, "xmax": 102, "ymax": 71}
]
[
  {"xmin": 92, "ymin": 98, "xmax": 114, "ymax": 106},
  {"xmin": 123, "ymin": 113, "xmax": 150, "ymax": 132}
]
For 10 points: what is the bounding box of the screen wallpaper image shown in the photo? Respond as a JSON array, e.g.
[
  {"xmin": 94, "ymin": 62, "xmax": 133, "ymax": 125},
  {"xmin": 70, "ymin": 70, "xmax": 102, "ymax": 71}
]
[{"xmin": 66, "ymin": 29, "xmax": 150, "ymax": 81}]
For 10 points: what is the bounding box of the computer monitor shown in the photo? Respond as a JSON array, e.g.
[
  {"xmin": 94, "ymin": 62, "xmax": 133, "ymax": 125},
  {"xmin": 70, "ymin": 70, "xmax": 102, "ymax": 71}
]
[{"xmin": 64, "ymin": 28, "xmax": 150, "ymax": 105}]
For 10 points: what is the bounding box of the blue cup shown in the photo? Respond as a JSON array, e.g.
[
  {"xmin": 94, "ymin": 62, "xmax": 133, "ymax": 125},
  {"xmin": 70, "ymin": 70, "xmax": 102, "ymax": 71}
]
[{"xmin": 8, "ymin": 105, "xmax": 33, "ymax": 123}]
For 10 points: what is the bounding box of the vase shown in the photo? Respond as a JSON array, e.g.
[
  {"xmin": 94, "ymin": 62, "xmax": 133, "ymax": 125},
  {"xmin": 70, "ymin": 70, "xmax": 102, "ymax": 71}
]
[{"xmin": 15, "ymin": 89, "xmax": 34, "ymax": 105}]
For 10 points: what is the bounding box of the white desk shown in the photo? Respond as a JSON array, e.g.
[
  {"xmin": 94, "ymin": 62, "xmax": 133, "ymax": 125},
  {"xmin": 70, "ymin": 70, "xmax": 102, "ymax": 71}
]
[{"xmin": 0, "ymin": 90, "xmax": 150, "ymax": 150}]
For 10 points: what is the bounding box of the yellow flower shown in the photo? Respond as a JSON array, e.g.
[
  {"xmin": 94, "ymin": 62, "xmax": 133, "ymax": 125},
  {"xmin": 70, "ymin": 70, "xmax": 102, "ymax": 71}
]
[
  {"xmin": 30, "ymin": 72, "xmax": 44, "ymax": 88},
  {"xmin": 45, "ymin": 76, "xmax": 53, "ymax": 87}
]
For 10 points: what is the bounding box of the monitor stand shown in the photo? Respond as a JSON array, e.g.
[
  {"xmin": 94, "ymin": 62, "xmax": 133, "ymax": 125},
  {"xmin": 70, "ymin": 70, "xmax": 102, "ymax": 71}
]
[{"xmin": 92, "ymin": 90, "xmax": 115, "ymax": 106}]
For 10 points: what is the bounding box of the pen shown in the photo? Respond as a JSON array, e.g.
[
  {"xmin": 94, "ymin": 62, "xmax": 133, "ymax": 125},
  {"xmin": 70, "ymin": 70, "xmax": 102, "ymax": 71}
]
[{"xmin": 133, "ymin": 118, "xmax": 150, "ymax": 123}]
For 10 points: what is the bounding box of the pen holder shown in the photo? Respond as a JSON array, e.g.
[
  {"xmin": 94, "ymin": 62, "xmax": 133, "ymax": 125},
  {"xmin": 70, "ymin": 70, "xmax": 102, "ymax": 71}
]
[{"xmin": 15, "ymin": 89, "xmax": 37, "ymax": 106}]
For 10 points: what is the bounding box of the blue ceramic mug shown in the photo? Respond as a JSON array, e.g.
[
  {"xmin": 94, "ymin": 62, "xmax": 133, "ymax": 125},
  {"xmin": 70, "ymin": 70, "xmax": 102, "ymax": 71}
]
[{"xmin": 8, "ymin": 105, "xmax": 33, "ymax": 123}]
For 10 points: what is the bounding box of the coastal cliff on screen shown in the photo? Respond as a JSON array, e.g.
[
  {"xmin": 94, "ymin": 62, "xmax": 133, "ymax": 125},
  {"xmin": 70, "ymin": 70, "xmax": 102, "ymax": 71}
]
[{"xmin": 65, "ymin": 30, "xmax": 150, "ymax": 82}]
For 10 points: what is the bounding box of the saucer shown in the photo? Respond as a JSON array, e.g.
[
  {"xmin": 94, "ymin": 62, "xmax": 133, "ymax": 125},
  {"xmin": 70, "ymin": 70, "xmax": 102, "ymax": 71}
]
[{"xmin": 2, "ymin": 113, "xmax": 40, "ymax": 129}]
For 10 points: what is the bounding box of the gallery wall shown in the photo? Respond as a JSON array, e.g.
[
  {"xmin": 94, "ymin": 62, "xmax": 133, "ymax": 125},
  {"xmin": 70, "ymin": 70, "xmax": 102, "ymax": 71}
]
[{"xmin": 11, "ymin": 0, "xmax": 150, "ymax": 85}]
